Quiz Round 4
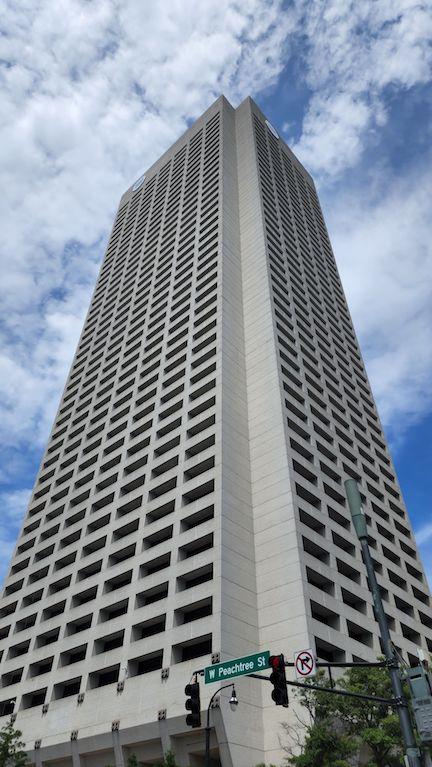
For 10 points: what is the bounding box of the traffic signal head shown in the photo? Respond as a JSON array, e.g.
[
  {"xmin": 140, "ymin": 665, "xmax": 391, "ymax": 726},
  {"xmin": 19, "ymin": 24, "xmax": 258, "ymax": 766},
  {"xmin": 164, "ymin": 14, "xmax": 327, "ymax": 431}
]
[
  {"xmin": 269, "ymin": 654, "xmax": 289, "ymax": 707},
  {"xmin": 185, "ymin": 681, "xmax": 201, "ymax": 728}
]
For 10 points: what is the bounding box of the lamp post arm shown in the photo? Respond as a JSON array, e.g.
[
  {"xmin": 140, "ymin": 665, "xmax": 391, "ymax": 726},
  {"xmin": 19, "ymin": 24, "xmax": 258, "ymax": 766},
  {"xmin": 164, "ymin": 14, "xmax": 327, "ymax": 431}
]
[{"xmin": 206, "ymin": 683, "xmax": 235, "ymax": 728}]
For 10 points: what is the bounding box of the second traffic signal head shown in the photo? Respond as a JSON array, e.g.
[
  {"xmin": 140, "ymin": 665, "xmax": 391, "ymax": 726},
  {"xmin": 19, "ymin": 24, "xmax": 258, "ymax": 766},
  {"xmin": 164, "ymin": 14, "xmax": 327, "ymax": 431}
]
[
  {"xmin": 185, "ymin": 681, "xmax": 201, "ymax": 728},
  {"xmin": 269, "ymin": 654, "xmax": 289, "ymax": 708}
]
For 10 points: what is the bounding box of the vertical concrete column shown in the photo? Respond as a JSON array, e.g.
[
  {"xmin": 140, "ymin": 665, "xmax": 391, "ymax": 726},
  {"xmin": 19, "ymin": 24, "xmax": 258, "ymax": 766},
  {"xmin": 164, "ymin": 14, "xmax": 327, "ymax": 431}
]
[
  {"xmin": 158, "ymin": 719, "xmax": 172, "ymax": 760},
  {"xmin": 34, "ymin": 749, "xmax": 43, "ymax": 767},
  {"xmin": 112, "ymin": 730, "xmax": 125, "ymax": 767},
  {"xmin": 213, "ymin": 709, "xmax": 233, "ymax": 767},
  {"xmin": 169, "ymin": 734, "xmax": 190, "ymax": 767},
  {"xmin": 235, "ymin": 97, "xmax": 310, "ymax": 765},
  {"xmin": 219, "ymin": 95, "xmax": 264, "ymax": 767},
  {"xmin": 71, "ymin": 740, "xmax": 81, "ymax": 767}
]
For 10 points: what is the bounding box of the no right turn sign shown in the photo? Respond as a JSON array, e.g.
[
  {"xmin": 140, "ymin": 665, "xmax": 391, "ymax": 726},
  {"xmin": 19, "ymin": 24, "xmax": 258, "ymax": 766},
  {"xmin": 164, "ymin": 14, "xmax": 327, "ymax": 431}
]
[{"xmin": 294, "ymin": 648, "xmax": 317, "ymax": 679}]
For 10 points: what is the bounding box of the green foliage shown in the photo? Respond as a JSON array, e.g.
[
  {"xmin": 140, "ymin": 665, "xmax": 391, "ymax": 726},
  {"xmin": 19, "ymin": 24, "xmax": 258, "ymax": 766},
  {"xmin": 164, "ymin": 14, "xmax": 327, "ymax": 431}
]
[
  {"xmin": 0, "ymin": 718, "xmax": 28, "ymax": 767},
  {"xmin": 127, "ymin": 755, "xmax": 139, "ymax": 767},
  {"xmin": 151, "ymin": 750, "xmax": 182, "ymax": 767},
  {"xmin": 286, "ymin": 664, "xmax": 405, "ymax": 767},
  {"xmin": 161, "ymin": 752, "xmax": 177, "ymax": 767},
  {"xmin": 288, "ymin": 720, "xmax": 354, "ymax": 767}
]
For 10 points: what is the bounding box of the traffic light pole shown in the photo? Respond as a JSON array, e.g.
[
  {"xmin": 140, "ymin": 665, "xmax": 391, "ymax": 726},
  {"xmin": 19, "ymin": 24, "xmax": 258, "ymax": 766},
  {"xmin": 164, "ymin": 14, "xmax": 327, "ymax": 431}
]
[
  {"xmin": 345, "ymin": 479, "xmax": 422, "ymax": 767},
  {"xmin": 248, "ymin": 672, "xmax": 397, "ymax": 704}
]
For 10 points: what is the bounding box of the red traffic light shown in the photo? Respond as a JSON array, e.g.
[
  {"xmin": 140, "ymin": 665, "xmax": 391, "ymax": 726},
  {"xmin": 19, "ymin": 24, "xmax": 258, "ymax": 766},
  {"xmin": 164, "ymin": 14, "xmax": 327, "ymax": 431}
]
[
  {"xmin": 270, "ymin": 655, "xmax": 282, "ymax": 669},
  {"xmin": 269, "ymin": 653, "xmax": 288, "ymax": 708}
]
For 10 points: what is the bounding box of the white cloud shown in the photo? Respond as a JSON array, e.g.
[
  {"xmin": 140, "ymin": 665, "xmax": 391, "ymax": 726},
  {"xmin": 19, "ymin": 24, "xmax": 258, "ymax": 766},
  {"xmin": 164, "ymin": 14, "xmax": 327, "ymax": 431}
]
[
  {"xmin": 0, "ymin": 488, "xmax": 32, "ymax": 583},
  {"xmin": 0, "ymin": 0, "xmax": 293, "ymax": 458},
  {"xmin": 0, "ymin": 280, "xmax": 95, "ymax": 455},
  {"xmin": 416, "ymin": 524, "xmax": 432, "ymax": 547},
  {"xmin": 327, "ymin": 160, "xmax": 432, "ymax": 438},
  {"xmin": 291, "ymin": 0, "xmax": 432, "ymax": 177},
  {"xmin": 415, "ymin": 527, "xmax": 432, "ymax": 590}
]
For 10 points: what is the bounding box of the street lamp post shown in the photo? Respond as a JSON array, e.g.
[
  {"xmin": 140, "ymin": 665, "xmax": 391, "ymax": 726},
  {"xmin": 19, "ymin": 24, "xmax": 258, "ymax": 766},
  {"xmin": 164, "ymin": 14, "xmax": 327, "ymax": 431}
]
[
  {"xmin": 205, "ymin": 683, "xmax": 238, "ymax": 767},
  {"xmin": 345, "ymin": 478, "xmax": 422, "ymax": 767}
]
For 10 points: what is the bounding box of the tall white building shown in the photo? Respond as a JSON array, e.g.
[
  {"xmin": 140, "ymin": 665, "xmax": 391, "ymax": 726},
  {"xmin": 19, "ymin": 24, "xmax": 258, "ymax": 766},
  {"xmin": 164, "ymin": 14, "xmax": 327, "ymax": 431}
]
[{"xmin": 1, "ymin": 96, "xmax": 431, "ymax": 767}]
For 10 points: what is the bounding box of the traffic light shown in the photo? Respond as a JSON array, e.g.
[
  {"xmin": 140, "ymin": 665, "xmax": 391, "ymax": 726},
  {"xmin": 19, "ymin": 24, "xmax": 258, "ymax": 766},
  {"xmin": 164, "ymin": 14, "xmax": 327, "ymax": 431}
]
[
  {"xmin": 185, "ymin": 680, "xmax": 201, "ymax": 728},
  {"xmin": 269, "ymin": 654, "xmax": 289, "ymax": 707}
]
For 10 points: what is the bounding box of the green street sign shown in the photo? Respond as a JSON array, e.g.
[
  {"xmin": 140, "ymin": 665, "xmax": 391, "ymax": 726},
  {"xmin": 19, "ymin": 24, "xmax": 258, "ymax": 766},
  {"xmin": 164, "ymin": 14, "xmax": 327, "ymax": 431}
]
[{"xmin": 204, "ymin": 651, "xmax": 270, "ymax": 684}]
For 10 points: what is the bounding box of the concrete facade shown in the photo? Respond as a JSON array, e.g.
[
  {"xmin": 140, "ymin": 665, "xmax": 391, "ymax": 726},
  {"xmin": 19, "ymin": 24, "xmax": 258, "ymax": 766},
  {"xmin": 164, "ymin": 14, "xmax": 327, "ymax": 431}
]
[{"xmin": 1, "ymin": 96, "xmax": 431, "ymax": 767}]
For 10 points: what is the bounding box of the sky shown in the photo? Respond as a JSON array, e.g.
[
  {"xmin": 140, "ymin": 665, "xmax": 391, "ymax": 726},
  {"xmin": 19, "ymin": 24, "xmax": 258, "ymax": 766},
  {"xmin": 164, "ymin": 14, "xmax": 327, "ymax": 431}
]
[{"xmin": 0, "ymin": 0, "xmax": 431, "ymax": 587}]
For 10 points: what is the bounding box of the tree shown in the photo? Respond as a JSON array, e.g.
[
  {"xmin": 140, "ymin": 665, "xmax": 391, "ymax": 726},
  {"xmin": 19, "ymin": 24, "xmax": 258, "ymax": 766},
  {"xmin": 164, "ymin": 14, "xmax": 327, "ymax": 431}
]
[
  {"xmin": 0, "ymin": 718, "xmax": 28, "ymax": 767},
  {"xmin": 151, "ymin": 751, "xmax": 182, "ymax": 767},
  {"xmin": 286, "ymin": 664, "xmax": 405, "ymax": 767},
  {"xmin": 335, "ymin": 664, "xmax": 404, "ymax": 767},
  {"xmin": 285, "ymin": 670, "xmax": 355, "ymax": 767},
  {"xmin": 161, "ymin": 754, "xmax": 177, "ymax": 767},
  {"xmin": 287, "ymin": 720, "xmax": 355, "ymax": 767}
]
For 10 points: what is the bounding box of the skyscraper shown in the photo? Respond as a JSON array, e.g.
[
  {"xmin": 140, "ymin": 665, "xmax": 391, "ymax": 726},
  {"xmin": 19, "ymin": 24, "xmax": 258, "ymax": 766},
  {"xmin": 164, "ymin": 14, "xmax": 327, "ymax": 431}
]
[{"xmin": 0, "ymin": 96, "xmax": 430, "ymax": 767}]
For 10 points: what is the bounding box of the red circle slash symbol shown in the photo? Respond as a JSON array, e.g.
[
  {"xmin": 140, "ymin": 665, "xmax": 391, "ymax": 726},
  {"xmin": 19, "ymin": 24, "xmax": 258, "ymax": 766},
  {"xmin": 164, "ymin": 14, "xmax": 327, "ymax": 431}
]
[{"xmin": 296, "ymin": 652, "xmax": 314, "ymax": 676}]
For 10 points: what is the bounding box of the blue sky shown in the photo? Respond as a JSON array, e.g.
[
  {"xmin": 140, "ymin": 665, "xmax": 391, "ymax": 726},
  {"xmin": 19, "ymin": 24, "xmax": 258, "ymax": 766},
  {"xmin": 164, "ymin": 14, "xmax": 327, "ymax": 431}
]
[{"xmin": 0, "ymin": 0, "xmax": 431, "ymax": 585}]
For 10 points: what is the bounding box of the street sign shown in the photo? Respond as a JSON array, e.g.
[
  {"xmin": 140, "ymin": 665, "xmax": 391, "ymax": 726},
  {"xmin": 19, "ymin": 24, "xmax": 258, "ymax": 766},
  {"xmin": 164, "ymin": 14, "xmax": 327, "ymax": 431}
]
[
  {"xmin": 294, "ymin": 649, "xmax": 316, "ymax": 679},
  {"xmin": 204, "ymin": 651, "xmax": 270, "ymax": 684}
]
